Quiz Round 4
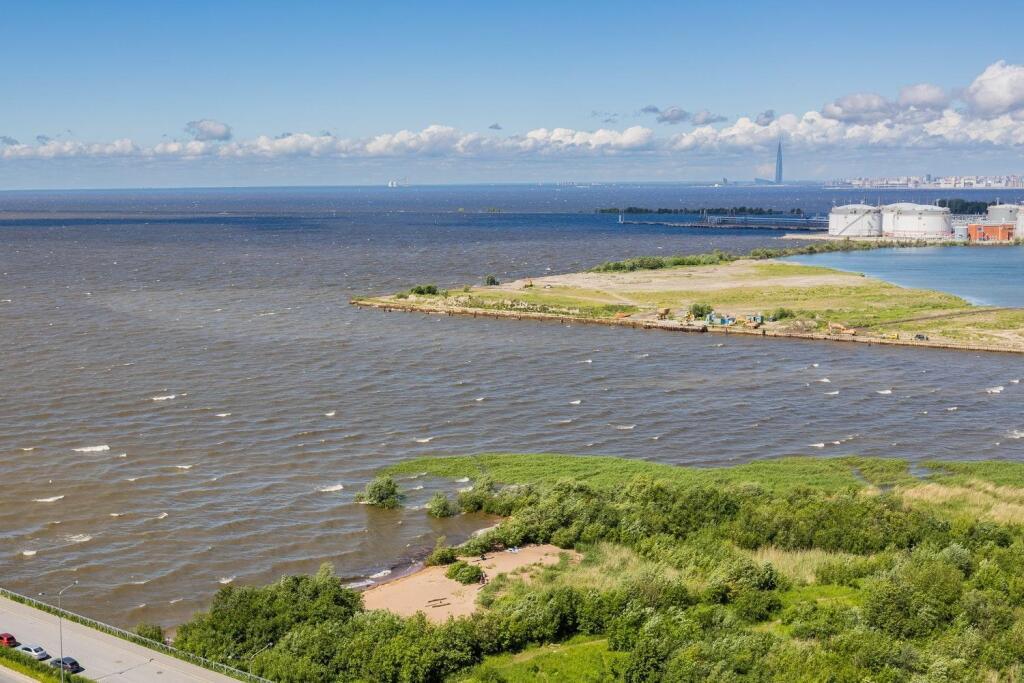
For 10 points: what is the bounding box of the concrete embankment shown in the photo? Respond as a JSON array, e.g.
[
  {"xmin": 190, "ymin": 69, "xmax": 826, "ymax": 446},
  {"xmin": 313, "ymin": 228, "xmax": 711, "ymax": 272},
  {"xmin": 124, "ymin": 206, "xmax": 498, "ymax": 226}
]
[{"xmin": 352, "ymin": 297, "xmax": 1024, "ymax": 356}]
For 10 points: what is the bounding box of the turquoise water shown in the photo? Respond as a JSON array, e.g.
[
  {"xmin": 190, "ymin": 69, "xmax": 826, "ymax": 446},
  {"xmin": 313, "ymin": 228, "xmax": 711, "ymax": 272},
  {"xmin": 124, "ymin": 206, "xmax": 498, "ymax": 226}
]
[{"xmin": 786, "ymin": 246, "xmax": 1024, "ymax": 307}]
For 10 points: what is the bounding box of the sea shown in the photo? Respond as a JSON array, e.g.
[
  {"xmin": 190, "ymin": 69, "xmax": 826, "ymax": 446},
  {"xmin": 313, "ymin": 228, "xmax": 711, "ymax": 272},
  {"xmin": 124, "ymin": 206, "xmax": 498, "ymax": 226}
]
[{"xmin": 1, "ymin": 184, "xmax": 1023, "ymax": 627}]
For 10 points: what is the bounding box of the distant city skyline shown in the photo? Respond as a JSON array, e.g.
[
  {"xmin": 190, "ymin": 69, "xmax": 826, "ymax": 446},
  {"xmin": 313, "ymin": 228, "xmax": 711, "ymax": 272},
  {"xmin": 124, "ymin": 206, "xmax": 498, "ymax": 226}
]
[{"xmin": 4, "ymin": 1, "xmax": 1024, "ymax": 189}]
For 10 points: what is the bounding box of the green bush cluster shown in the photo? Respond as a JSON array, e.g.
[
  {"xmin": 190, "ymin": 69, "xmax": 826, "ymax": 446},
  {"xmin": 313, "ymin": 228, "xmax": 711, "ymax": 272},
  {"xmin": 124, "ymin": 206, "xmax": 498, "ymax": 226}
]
[
  {"xmin": 133, "ymin": 622, "xmax": 165, "ymax": 643},
  {"xmin": 409, "ymin": 284, "xmax": 439, "ymax": 295},
  {"xmin": 590, "ymin": 242, "xmax": 925, "ymax": 273},
  {"xmin": 355, "ymin": 475, "xmax": 401, "ymax": 508},
  {"xmin": 769, "ymin": 307, "xmax": 795, "ymax": 320},
  {"xmin": 446, "ymin": 561, "xmax": 485, "ymax": 584},
  {"xmin": 689, "ymin": 302, "xmax": 713, "ymax": 318},
  {"xmin": 426, "ymin": 491, "xmax": 456, "ymax": 518},
  {"xmin": 176, "ymin": 463, "xmax": 1024, "ymax": 682}
]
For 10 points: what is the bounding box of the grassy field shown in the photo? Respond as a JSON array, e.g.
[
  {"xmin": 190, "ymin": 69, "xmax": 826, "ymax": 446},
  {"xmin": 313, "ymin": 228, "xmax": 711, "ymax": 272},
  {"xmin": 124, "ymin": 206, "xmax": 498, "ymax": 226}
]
[{"xmin": 354, "ymin": 248, "xmax": 1024, "ymax": 351}]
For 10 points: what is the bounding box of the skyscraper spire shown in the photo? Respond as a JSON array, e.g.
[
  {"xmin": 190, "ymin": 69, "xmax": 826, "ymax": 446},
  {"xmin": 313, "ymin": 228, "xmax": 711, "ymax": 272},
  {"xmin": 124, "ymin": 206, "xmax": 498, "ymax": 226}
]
[{"xmin": 774, "ymin": 137, "xmax": 783, "ymax": 185}]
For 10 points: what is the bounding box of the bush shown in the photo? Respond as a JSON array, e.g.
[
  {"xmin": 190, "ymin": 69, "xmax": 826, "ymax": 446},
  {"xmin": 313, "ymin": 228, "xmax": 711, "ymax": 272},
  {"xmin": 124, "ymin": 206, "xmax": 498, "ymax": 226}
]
[
  {"xmin": 357, "ymin": 475, "xmax": 401, "ymax": 508},
  {"xmin": 410, "ymin": 284, "xmax": 439, "ymax": 295},
  {"xmin": 425, "ymin": 536, "xmax": 458, "ymax": 566},
  {"xmin": 447, "ymin": 561, "xmax": 485, "ymax": 584},
  {"xmin": 485, "ymin": 275, "xmax": 500, "ymax": 286},
  {"xmin": 769, "ymin": 307, "xmax": 795, "ymax": 320},
  {"xmin": 689, "ymin": 302, "xmax": 713, "ymax": 318},
  {"xmin": 134, "ymin": 622, "xmax": 165, "ymax": 643},
  {"xmin": 427, "ymin": 492, "xmax": 457, "ymax": 518}
]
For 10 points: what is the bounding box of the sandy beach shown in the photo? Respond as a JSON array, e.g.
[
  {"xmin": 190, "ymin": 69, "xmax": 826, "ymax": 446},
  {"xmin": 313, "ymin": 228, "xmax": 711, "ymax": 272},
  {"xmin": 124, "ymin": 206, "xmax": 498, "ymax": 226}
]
[{"xmin": 362, "ymin": 545, "xmax": 577, "ymax": 622}]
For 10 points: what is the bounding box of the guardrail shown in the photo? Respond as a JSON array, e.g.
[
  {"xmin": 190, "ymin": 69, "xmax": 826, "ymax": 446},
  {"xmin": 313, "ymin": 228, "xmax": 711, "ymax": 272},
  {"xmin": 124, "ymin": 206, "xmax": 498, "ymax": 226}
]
[{"xmin": 0, "ymin": 587, "xmax": 271, "ymax": 683}]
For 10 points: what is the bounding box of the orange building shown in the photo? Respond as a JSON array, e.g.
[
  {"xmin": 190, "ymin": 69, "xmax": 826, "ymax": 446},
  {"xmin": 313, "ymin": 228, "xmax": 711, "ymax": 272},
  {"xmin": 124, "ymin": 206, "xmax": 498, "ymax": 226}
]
[{"xmin": 967, "ymin": 223, "xmax": 1015, "ymax": 241}]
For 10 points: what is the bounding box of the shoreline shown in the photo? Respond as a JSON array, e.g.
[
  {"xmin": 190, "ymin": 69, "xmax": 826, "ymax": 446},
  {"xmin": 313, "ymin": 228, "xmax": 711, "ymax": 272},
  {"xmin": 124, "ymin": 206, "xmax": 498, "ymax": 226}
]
[{"xmin": 351, "ymin": 296, "xmax": 1024, "ymax": 355}]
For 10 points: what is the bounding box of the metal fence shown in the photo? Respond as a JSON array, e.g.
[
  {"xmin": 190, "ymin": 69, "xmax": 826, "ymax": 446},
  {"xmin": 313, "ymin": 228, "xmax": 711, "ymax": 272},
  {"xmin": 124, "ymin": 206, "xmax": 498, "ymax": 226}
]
[{"xmin": 0, "ymin": 587, "xmax": 271, "ymax": 683}]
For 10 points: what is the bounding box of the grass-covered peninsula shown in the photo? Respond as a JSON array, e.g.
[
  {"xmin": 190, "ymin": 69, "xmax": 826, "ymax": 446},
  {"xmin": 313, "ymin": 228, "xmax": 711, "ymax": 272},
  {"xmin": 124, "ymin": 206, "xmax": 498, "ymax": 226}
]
[
  {"xmin": 352, "ymin": 244, "xmax": 1024, "ymax": 353},
  {"xmin": 171, "ymin": 453, "xmax": 1024, "ymax": 682}
]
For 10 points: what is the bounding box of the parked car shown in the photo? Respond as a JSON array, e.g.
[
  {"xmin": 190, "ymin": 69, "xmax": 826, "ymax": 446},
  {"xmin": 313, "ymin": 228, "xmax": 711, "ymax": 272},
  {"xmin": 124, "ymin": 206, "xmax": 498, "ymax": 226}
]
[
  {"xmin": 0, "ymin": 633, "xmax": 17, "ymax": 647},
  {"xmin": 18, "ymin": 644, "xmax": 49, "ymax": 660},
  {"xmin": 50, "ymin": 656, "xmax": 83, "ymax": 673}
]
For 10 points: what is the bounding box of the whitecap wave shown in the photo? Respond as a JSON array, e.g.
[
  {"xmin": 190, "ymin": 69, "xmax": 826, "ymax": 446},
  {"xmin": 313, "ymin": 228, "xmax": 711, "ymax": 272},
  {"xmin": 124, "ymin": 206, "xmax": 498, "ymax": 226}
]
[
  {"xmin": 345, "ymin": 579, "xmax": 374, "ymax": 589},
  {"xmin": 455, "ymin": 477, "xmax": 470, "ymax": 483},
  {"xmin": 474, "ymin": 397, "xmax": 485, "ymax": 402},
  {"xmin": 578, "ymin": 359, "xmax": 593, "ymax": 364},
  {"xmin": 324, "ymin": 410, "xmax": 336, "ymax": 417},
  {"xmin": 809, "ymin": 443, "xmax": 826, "ymax": 448},
  {"xmin": 67, "ymin": 534, "xmax": 92, "ymax": 544},
  {"xmin": 215, "ymin": 412, "xmax": 231, "ymax": 417},
  {"xmin": 947, "ymin": 406, "xmax": 958, "ymax": 412},
  {"xmin": 33, "ymin": 495, "xmax": 64, "ymax": 503},
  {"xmin": 414, "ymin": 437, "xmax": 434, "ymax": 443},
  {"xmin": 20, "ymin": 550, "xmax": 36, "ymax": 557},
  {"xmin": 824, "ymin": 390, "xmax": 839, "ymax": 396},
  {"xmin": 20, "ymin": 447, "xmax": 34, "ymax": 452},
  {"xmin": 411, "ymin": 484, "xmax": 424, "ymax": 490},
  {"xmin": 551, "ymin": 418, "xmax": 574, "ymax": 425},
  {"xmin": 987, "ymin": 386, "xmax": 1005, "ymax": 394},
  {"xmin": 876, "ymin": 389, "xmax": 893, "ymax": 395},
  {"xmin": 369, "ymin": 569, "xmax": 392, "ymax": 579},
  {"xmin": 1007, "ymin": 430, "xmax": 1024, "ymax": 440},
  {"xmin": 155, "ymin": 512, "xmax": 168, "ymax": 520},
  {"xmin": 817, "ymin": 378, "xmax": 831, "ymax": 383},
  {"xmin": 218, "ymin": 576, "xmax": 235, "ymax": 584},
  {"xmin": 569, "ymin": 400, "xmax": 582, "ymax": 405},
  {"xmin": 613, "ymin": 424, "xmax": 636, "ymax": 430},
  {"xmin": 318, "ymin": 484, "xmax": 345, "ymax": 493},
  {"xmin": 73, "ymin": 445, "xmax": 109, "ymax": 453},
  {"xmin": 151, "ymin": 394, "xmax": 176, "ymax": 401}
]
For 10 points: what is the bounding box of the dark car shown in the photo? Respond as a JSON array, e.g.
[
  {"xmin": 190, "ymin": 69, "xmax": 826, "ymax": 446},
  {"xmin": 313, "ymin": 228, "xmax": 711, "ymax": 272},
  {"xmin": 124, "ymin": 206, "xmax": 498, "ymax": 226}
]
[
  {"xmin": 0, "ymin": 633, "xmax": 17, "ymax": 647},
  {"xmin": 50, "ymin": 657, "xmax": 83, "ymax": 673}
]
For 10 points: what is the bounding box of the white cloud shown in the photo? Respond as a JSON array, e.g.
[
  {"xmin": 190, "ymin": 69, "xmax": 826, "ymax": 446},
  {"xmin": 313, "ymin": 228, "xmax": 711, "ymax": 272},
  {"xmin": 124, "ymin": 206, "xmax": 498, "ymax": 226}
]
[
  {"xmin": 185, "ymin": 119, "xmax": 232, "ymax": 141},
  {"xmin": 8, "ymin": 62, "xmax": 1024, "ymax": 166},
  {"xmin": 898, "ymin": 83, "xmax": 948, "ymax": 109},
  {"xmin": 964, "ymin": 60, "xmax": 1024, "ymax": 116}
]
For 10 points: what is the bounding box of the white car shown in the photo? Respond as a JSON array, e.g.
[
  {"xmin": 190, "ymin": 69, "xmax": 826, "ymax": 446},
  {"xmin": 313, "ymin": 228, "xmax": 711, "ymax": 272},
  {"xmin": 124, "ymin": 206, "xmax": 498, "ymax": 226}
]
[{"xmin": 18, "ymin": 644, "xmax": 49, "ymax": 660}]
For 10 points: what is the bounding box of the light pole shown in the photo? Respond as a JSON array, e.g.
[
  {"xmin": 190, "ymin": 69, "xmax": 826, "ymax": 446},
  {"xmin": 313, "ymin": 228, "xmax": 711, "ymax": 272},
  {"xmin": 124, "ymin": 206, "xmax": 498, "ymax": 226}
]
[
  {"xmin": 248, "ymin": 641, "xmax": 273, "ymax": 673},
  {"xmin": 39, "ymin": 580, "xmax": 78, "ymax": 683}
]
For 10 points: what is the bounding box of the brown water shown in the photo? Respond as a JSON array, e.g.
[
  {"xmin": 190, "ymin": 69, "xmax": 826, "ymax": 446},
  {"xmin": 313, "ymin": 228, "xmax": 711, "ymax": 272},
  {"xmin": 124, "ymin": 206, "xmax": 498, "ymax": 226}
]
[{"xmin": 1, "ymin": 187, "xmax": 1022, "ymax": 628}]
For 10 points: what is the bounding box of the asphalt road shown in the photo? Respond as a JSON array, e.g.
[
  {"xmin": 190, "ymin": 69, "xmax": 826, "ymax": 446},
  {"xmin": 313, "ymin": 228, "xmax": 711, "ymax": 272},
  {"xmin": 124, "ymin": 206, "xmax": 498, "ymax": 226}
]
[{"xmin": 0, "ymin": 596, "xmax": 238, "ymax": 682}]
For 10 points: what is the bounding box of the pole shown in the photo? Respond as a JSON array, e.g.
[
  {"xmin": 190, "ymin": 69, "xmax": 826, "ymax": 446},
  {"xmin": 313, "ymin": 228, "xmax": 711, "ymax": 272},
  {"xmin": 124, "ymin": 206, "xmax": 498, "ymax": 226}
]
[
  {"xmin": 248, "ymin": 642, "xmax": 273, "ymax": 673},
  {"xmin": 41, "ymin": 581, "xmax": 77, "ymax": 683}
]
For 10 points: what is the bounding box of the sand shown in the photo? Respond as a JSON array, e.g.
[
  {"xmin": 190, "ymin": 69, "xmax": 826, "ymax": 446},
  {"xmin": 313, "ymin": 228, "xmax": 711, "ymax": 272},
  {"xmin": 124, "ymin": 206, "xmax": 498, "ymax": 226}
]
[{"xmin": 362, "ymin": 545, "xmax": 576, "ymax": 622}]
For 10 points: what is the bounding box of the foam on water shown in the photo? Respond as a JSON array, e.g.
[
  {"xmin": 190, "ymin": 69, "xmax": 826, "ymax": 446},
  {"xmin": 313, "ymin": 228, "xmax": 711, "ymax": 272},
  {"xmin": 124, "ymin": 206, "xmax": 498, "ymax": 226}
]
[
  {"xmin": 318, "ymin": 484, "xmax": 345, "ymax": 493},
  {"xmin": 151, "ymin": 394, "xmax": 176, "ymax": 401},
  {"xmin": 33, "ymin": 495, "xmax": 64, "ymax": 503},
  {"xmin": 73, "ymin": 445, "xmax": 109, "ymax": 453}
]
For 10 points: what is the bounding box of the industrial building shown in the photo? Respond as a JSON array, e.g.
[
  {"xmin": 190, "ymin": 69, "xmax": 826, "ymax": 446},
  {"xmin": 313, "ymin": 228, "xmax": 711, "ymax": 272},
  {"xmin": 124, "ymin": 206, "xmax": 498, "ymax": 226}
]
[
  {"xmin": 828, "ymin": 201, "xmax": 1023, "ymax": 241},
  {"xmin": 968, "ymin": 223, "xmax": 1014, "ymax": 241},
  {"xmin": 880, "ymin": 203, "xmax": 952, "ymax": 238}
]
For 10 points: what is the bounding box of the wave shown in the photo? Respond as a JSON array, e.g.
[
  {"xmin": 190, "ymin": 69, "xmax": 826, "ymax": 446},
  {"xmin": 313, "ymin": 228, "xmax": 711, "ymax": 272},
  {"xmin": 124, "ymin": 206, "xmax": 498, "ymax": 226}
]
[
  {"xmin": 20, "ymin": 447, "xmax": 34, "ymax": 452},
  {"xmin": 318, "ymin": 484, "xmax": 345, "ymax": 493},
  {"xmin": 345, "ymin": 579, "xmax": 374, "ymax": 589},
  {"xmin": 20, "ymin": 550, "xmax": 36, "ymax": 557},
  {"xmin": 947, "ymin": 406, "xmax": 958, "ymax": 412},
  {"xmin": 324, "ymin": 410, "xmax": 336, "ymax": 417},
  {"xmin": 824, "ymin": 390, "xmax": 839, "ymax": 395},
  {"xmin": 155, "ymin": 512, "xmax": 168, "ymax": 520},
  {"xmin": 414, "ymin": 437, "xmax": 434, "ymax": 443},
  {"xmin": 67, "ymin": 534, "xmax": 92, "ymax": 544},
  {"xmin": 218, "ymin": 576, "xmax": 235, "ymax": 585},
  {"xmin": 215, "ymin": 412, "xmax": 232, "ymax": 417},
  {"xmin": 151, "ymin": 394, "xmax": 176, "ymax": 401},
  {"xmin": 411, "ymin": 485, "xmax": 424, "ymax": 490},
  {"xmin": 33, "ymin": 495, "xmax": 64, "ymax": 503},
  {"xmin": 174, "ymin": 464, "xmax": 194, "ymax": 470},
  {"xmin": 474, "ymin": 397, "xmax": 485, "ymax": 402},
  {"xmin": 109, "ymin": 512, "xmax": 123, "ymax": 517},
  {"xmin": 876, "ymin": 389, "xmax": 893, "ymax": 395},
  {"xmin": 369, "ymin": 569, "xmax": 392, "ymax": 579},
  {"xmin": 551, "ymin": 418, "xmax": 574, "ymax": 424},
  {"xmin": 613, "ymin": 424, "xmax": 636, "ymax": 430},
  {"xmin": 987, "ymin": 386, "xmax": 1005, "ymax": 394},
  {"xmin": 73, "ymin": 445, "xmax": 109, "ymax": 453},
  {"xmin": 569, "ymin": 400, "xmax": 582, "ymax": 405},
  {"xmin": 455, "ymin": 477, "xmax": 470, "ymax": 483},
  {"xmin": 577, "ymin": 359, "xmax": 593, "ymax": 364},
  {"xmin": 1007, "ymin": 430, "xmax": 1024, "ymax": 440},
  {"xmin": 817, "ymin": 378, "xmax": 831, "ymax": 383},
  {"xmin": 808, "ymin": 443, "xmax": 826, "ymax": 448}
]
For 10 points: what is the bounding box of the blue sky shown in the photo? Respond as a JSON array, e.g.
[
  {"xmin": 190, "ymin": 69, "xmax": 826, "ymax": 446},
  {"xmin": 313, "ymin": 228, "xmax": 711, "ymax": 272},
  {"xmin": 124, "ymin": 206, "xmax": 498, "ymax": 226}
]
[{"xmin": 3, "ymin": 0, "xmax": 1024, "ymax": 188}]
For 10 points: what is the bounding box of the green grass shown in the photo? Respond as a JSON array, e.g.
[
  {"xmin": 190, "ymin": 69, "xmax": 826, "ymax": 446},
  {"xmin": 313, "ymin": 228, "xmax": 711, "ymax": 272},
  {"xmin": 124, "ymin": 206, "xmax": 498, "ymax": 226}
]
[
  {"xmin": 386, "ymin": 453, "xmax": 921, "ymax": 494},
  {"xmin": 454, "ymin": 636, "xmax": 627, "ymax": 682}
]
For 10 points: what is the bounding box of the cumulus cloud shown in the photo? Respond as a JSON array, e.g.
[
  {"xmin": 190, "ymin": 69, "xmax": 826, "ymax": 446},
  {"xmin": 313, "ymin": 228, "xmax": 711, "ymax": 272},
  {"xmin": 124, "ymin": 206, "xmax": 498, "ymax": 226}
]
[
  {"xmin": 964, "ymin": 61, "xmax": 1024, "ymax": 117},
  {"xmin": 755, "ymin": 110, "xmax": 776, "ymax": 126},
  {"xmin": 10, "ymin": 61, "xmax": 1024, "ymax": 165},
  {"xmin": 185, "ymin": 119, "xmax": 233, "ymax": 141},
  {"xmin": 898, "ymin": 83, "xmax": 948, "ymax": 109},
  {"xmin": 821, "ymin": 92, "xmax": 894, "ymax": 123}
]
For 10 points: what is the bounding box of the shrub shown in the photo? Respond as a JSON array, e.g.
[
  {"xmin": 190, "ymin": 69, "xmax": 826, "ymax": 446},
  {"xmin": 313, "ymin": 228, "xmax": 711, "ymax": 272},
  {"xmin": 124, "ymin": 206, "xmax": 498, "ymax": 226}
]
[
  {"xmin": 134, "ymin": 622, "xmax": 165, "ymax": 643},
  {"xmin": 485, "ymin": 275, "xmax": 500, "ymax": 286},
  {"xmin": 769, "ymin": 307, "xmax": 795, "ymax": 320},
  {"xmin": 689, "ymin": 302, "xmax": 713, "ymax": 318},
  {"xmin": 426, "ymin": 537, "xmax": 458, "ymax": 566},
  {"xmin": 447, "ymin": 561, "xmax": 485, "ymax": 584},
  {"xmin": 427, "ymin": 492, "xmax": 457, "ymax": 518},
  {"xmin": 357, "ymin": 475, "xmax": 401, "ymax": 508},
  {"xmin": 410, "ymin": 284, "xmax": 439, "ymax": 295}
]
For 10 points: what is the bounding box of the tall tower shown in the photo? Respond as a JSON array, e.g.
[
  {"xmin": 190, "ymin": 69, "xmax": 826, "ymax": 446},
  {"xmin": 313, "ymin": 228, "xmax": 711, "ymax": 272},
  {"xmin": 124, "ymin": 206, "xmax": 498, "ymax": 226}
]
[{"xmin": 774, "ymin": 137, "xmax": 783, "ymax": 185}]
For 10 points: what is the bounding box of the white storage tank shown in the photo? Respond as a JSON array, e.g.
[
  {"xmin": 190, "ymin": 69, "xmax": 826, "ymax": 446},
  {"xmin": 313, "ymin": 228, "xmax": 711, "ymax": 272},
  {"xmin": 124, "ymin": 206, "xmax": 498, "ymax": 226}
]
[
  {"xmin": 988, "ymin": 204, "xmax": 1021, "ymax": 224},
  {"xmin": 881, "ymin": 203, "xmax": 952, "ymax": 238},
  {"xmin": 828, "ymin": 204, "xmax": 882, "ymax": 236}
]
